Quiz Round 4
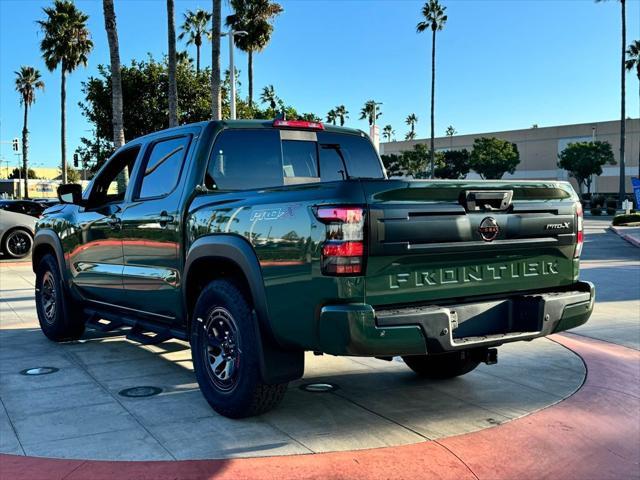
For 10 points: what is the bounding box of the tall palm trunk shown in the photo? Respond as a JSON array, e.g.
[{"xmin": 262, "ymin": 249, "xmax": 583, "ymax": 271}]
[
  {"xmin": 429, "ymin": 29, "xmax": 436, "ymax": 178},
  {"xmin": 618, "ymin": 0, "xmax": 626, "ymax": 205},
  {"xmin": 103, "ymin": 0, "xmax": 125, "ymax": 149},
  {"xmin": 248, "ymin": 51, "xmax": 254, "ymax": 108},
  {"xmin": 211, "ymin": 0, "xmax": 222, "ymax": 120},
  {"xmin": 61, "ymin": 67, "xmax": 67, "ymax": 184},
  {"xmin": 196, "ymin": 41, "xmax": 201, "ymax": 74},
  {"xmin": 167, "ymin": 0, "xmax": 178, "ymax": 127},
  {"xmin": 21, "ymin": 104, "xmax": 29, "ymax": 198}
]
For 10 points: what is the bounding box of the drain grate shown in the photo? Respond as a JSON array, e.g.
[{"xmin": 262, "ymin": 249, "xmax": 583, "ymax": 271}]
[
  {"xmin": 118, "ymin": 386, "xmax": 163, "ymax": 398},
  {"xmin": 300, "ymin": 382, "xmax": 338, "ymax": 393},
  {"xmin": 20, "ymin": 367, "xmax": 59, "ymax": 376}
]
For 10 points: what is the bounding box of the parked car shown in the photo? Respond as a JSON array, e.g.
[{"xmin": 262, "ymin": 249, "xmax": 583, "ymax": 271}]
[
  {"xmin": 33, "ymin": 119, "xmax": 594, "ymax": 418},
  {"xmin": 0, "ymin": 208, "xmax": 36, "ymax": 258},
  {"xmin": 0, "ymin": 199, "xmax": 47, "ymax": 218}
]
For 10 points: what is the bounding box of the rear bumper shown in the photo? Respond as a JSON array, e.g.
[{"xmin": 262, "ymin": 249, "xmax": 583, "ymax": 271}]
[{"xmin": 317, "ymin": 281, "xmax": 594, "ymax": 356}]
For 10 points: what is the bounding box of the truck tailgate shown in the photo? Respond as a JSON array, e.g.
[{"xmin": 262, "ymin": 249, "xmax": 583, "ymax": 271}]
[{"xmin": 362, "ymin": 179, "xmax": 579, "ymax": 307}]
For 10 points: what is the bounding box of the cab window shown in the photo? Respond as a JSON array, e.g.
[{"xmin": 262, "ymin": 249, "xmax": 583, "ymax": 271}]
[
  {"xmin": 87, "ymin": 146, "xmax": 140, "ymax": 207},
  {"xmin": 137, "ymin": 136, "xmax": 190, "ymax": 199},
  {"xmin": 206, "ymin": 130, "xmax": 282, "ymax": 191}
]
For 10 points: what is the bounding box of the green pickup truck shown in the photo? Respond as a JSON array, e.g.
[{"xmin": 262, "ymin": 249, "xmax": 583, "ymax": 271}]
[{"xmin": 33, "ymin": 119, "xmax": 594, "ymax": 418}]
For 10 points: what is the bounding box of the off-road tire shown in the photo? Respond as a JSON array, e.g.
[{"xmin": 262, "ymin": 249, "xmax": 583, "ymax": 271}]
[
  {"xmin": 191, "ymin": 279, "xmax": 287, "ymax": 418},
  {"xmin": 402, "ymin": 350, "xmax": 481, "ymax": 379},
  {"xmin": 35, "ymin": 254, "xmax": 85, "ymax": 342}
]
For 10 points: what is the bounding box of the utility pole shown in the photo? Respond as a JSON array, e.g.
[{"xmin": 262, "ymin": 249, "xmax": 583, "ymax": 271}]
[{"xmin": 221, "ymin": 29, "xmax": 247, "ymax": 120}]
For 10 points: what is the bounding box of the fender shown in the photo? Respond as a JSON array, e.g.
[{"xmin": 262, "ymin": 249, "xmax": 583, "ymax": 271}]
[
  {"xmin": 183, "ymin": 234, "xmax": 304, "ymax": 384},
  {"xmin": 32, "ymin": 229, "xmax": 68, "ymax": 281}
]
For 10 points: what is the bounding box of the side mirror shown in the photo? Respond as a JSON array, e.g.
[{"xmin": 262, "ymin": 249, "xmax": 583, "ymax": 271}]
[{"xmin": 57, "ymin": 183, "xmax": 83, "ymax": 205}]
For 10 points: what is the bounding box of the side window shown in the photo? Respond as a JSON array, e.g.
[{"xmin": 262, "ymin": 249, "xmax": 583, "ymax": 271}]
[
  {"xmin": 282, "ymin": 140, "xmax": 318, "ymax": 185},
  {"xmin": 88, "ymin": 146, "xmax": 140, "ymax": 207},
  {"xmin": 138, "ymin": 136, "xmax": 190, "ymax": 199},
  {"xmin": 206, "ymin": 130, "xmax": 282, "ymax": 191}
]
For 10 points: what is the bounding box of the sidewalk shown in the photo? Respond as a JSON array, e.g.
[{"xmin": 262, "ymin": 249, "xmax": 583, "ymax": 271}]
[{"xmin": 610, "ymin": 225, "xmax": 640, "ymax": 248}]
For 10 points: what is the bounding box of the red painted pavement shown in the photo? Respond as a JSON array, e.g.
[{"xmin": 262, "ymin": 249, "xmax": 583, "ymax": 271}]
[{"xmin": 1, "ymin": 333, "xmax": 638, "ymax": 480}]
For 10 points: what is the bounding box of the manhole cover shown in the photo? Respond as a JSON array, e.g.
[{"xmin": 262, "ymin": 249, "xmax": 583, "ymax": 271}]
[
  {"xmin": 20, "ymin": 367, "xmax": 59, "ymax": 376},
  {"xmin": 300, "ymin": 382, "xmax": 338, "ymax": 393},
  {"xmin": 118, "ymin": 386, "xmax": 163, "ymax": 398}
]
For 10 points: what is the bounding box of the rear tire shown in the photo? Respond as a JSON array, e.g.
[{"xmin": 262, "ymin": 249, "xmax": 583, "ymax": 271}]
[
  {"xmin": 35, "ymin": 254, "xmax": 85, "ymax": 342},
  {"xmin": 2, "ymin": 229, "xmax": 33, "ymax": 259},
  {"xmin": 402, "ymin": 350, "xmax": 481, "ymax": 379},
  {"xmin": 191, "ymin": 279, "xmax": 287, "ymax": 418}
]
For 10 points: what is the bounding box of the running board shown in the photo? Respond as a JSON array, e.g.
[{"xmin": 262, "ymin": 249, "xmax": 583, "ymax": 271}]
[{"xmin": 83, "ymin": 307, "xmax": 188, "ymax": 343}]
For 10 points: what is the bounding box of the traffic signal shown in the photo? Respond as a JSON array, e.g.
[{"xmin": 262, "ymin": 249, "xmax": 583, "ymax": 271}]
[
  {"xmin": 73, "ymin": 153, "xmax": 79, "ymax": 168},
  {"xmin": 12, "ymin": 138, "xmax": 18, "ymax": 152}
]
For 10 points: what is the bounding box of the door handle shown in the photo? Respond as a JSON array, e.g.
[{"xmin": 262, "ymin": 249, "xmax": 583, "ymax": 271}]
[
  {"xmin": 107, "ymin": 215, "xmax": 122, "ymax": 230},
  {"xmin": 158, "ymin": 211, "xmax": 174, "ymax": 227}
]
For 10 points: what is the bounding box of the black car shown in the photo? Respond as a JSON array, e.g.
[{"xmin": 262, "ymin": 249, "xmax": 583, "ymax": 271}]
[{"xmin": 0, "ymin": 200, "xmax": 47, "ymax": 218}]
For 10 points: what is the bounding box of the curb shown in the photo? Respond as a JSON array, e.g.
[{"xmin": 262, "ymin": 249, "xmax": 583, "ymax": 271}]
[{"xmin": 610, "ymin": 226, "xmax": 640, "ymax": 248}]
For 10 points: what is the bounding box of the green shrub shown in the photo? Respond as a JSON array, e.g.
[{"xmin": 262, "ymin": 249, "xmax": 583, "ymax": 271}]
[
  {"xmin": 590, "ymin": 207, "xmax": 602, "ymax": 216},
  {"xmin": 612, "ymin": 213, "xmax": 640, "ymax": 226},
  {"xmin": 606, "ymin": 197, "xmax": 617, "ymax": 209},
  {"xmin": 591, "ymin": 195, "xmax": 605, "ymax": 207},
  {"xmin": 606, "ymin": 207, "xmax": 617, "ymax": 216}
]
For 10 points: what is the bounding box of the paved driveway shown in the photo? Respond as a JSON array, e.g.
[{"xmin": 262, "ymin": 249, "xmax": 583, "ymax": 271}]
[{"xmin": 0, "ymin": 218, "xmax": 636, "ymax": 461}]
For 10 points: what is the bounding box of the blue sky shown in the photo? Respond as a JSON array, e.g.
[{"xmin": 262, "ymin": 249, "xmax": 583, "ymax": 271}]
[{"xmin": 1, "ymin": 0, "xmax": 639, "ymax": 169}]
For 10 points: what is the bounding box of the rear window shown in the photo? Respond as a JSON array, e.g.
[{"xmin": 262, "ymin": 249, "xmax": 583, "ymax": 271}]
[
  {"xmin": 205, "ymin": 129, "xmax": 384, "ymax": 191},
  {"xmin": 207, "ymin": 130, "xmax": 283, "ymax": 191},
  {"xmin": 317, "ymin": 132, "xmax": 384, "ymax": 180}
]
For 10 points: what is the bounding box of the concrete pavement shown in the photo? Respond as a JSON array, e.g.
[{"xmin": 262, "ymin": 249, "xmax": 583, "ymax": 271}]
[{"xmin": 0, "ymin": 218, "xmax": 638, "ymax": 475}]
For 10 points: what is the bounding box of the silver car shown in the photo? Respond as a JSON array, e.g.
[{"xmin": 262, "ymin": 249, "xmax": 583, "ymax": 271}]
[{"xmin": 0, "ymin": 209, "xmax": 36, "ymax": 259}]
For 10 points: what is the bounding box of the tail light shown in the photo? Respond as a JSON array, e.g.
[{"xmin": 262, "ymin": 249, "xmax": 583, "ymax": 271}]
[
  {"xmin": 574, "ymin": 202, "xmax": 584, "ymax": 258},
  {"xmin": 316, "ymin": 206, "xmax": 365, "ymax": 276},
  {"xmin": 273, "ymin": 119, "xmax": 324, "ymax": 130}
]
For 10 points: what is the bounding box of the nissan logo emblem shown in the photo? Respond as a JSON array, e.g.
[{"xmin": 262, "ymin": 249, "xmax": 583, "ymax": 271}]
[{"xmin": 478, "ymin": 217, "xmax": 499, "ymax": 242}]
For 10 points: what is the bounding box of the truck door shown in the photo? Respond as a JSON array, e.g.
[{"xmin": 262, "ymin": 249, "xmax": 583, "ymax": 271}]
[
  {"xmin": 70, "ymin": 146, "xmax": 140, "ymax": 304},
  {"xmin": 119, "ymin": 132, "xmax": 194, "ymax": 322}
]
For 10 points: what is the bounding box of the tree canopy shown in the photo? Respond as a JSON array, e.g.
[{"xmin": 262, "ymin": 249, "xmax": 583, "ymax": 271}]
[
  {"xmin": 469, "ymin": 137, "xmax": 520, "ymax": 179},
  {"xmin": 558, "ymin": 141, "xmax": 615, "ymax": 194},
  {"xmin": 434, "ymin": 149, "xmax": 470, "ymax": 179}
]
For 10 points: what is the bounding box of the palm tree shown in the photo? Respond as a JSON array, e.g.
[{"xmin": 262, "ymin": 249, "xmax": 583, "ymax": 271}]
[
  {"xmin": 626, "ymin": 39, "xmax": 639, "ymax": 176},
  {"xmin": 335, "ymin": 105, "xmax": 349, "ymax": 126},
  {"xmin": 597, "ymin": 0, "xmax": 625, "ymax": 204},
  {"xmin": 167, "ymin": 0, "xmax": 178, "ymax": 127},
  {"xmin": 405, "ymin": 113, "xmax": 418, "ymax": 138},
  {"xmin": 103, "ymin": 0, "xmax": 125, "ymax": 149},
  {"xmin": 359, "ymin": 100, "xmax": 382, "ymax": 126},
  {"xmin": 405, "ymin": 131, "xmax": 417, "ymax": 141},
  {"xmin": 445, "ymin": 125, "xmax": 456, "ymax": 137},
  {"xmin": 212, "ymin": 0, "xmax": 222, "ymax": 119},
  {"xmin": 38, "ymin": 0, "xmax": 93, "ymax": 184},
  {"xmin": 417, "ymin": 0, "xmax": 447, "ymax": 179},
  {"xmin": 14, "ymin": 67, "xmax": 44, "ymax": 198},
  {"xmin": 326, "ymin": 109, "xmax": 337, "ymax": 125},
  {"xmin": 178, "ymin": 8, "xmax": 212, "ymax": 74},
  {"xmin": 382, "ymin": 125, "xmax": 395, "ymax": 142},
  {"xmin": 260, "ymin": 85, "xmax": 279, "ymax": 109},
  {"xmin": 226, "ymin": 0, "xmax": 283, "ymax": 107}
]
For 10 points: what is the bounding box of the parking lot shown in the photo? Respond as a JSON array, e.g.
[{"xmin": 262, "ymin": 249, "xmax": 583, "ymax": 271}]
[{"xmin": 0, "ymin": 218, "xmax": 638, "ymax": 476}]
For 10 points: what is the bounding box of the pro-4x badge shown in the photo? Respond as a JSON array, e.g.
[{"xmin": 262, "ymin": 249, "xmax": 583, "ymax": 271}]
[{"xmin": 478, "ymin": 217, "xmax": 499, "ymax": 242}]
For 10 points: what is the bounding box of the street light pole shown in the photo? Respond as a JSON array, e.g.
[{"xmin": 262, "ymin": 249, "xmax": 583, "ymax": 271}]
[{"xmin": 221, "ymin": 29, "xmax": 247, "ymax": 120}]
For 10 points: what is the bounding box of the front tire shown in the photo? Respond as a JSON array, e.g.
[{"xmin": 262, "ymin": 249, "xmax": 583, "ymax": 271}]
[
  {"xmin": 2, "ymin": 229, "xmax": 33, "ymax": 259},
  {"xmin": 191, "ymin": 279, "xmax": 287, "ymax": 418},
  {"xmin": 402, "ymin": 350, "xmax": 481, "ymax": 379},
  {"xmin": 35, "ymin": 254, "xmax": 85, "ymax": 342}
]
